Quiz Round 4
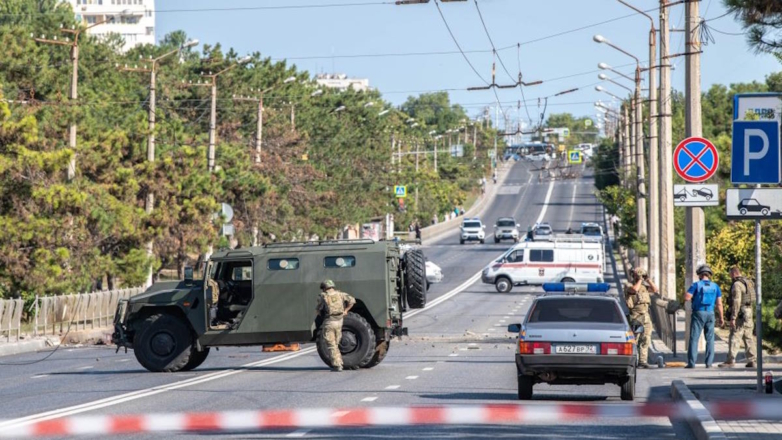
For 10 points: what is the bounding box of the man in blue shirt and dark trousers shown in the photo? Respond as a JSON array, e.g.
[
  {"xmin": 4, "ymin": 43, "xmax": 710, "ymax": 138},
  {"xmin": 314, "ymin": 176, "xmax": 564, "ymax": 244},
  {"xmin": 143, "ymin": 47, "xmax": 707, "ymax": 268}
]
[{"xmin": 685, "ymin": 264, "xmax": 725, "ymax": 368}]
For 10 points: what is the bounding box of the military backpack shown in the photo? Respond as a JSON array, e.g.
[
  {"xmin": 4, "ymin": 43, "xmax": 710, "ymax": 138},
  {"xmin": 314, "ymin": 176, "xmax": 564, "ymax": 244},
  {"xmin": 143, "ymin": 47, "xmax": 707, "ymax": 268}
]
[{"xmin": 324, "ymin": 290, "xmax": 346, "ymax": 317}]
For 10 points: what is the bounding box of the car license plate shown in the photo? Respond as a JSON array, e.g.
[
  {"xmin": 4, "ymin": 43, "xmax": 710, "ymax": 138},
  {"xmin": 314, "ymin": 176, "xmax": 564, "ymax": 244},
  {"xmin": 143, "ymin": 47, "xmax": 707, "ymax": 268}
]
[{"xmin": 555, "ymin": 345, "xmax": 596, "ymax": 354}]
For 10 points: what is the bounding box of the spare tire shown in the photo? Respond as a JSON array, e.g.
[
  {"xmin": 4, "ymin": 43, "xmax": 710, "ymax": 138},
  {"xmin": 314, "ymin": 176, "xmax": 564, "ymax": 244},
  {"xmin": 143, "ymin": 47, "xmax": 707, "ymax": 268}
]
[
  {"xmin": 404, "ymin": 249, "xmax": 427, "ymax": 309},
  {"xmin": 316, "ymin": 312, "xmax": 376, "ymax": 370}
]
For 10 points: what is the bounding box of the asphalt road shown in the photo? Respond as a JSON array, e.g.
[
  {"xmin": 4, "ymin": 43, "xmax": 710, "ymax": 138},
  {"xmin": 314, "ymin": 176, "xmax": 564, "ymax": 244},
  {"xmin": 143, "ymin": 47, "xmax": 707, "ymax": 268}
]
[{"xmin": 0, "ymin": 160, "xmax": 694, "ymax": 439}]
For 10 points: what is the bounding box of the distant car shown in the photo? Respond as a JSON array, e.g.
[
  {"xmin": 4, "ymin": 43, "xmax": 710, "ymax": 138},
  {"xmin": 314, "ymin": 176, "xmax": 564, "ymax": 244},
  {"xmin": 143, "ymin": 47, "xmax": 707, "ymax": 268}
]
[
  {"xmin": 425, "ymin": 260, "xmax": 443, "ymax": 289},
  {"xmin": 532, "ymin": 223, "xmax": 553, "ymax": 242},
  {"xmin": 507, "ymin": 283, "xmax": 642, "ymax": 401},
  {"xmin": 580, "ymin": 222, "xmax": 604, "ymax": 243},
  {"xmin": 494, "ymin": 217, "xmax": 521, "ymax": 243},
  {"xmin": 738, "ymin": 198, "xmax": 770, "ymax": 216},
  {"xmin": 460, "ymin": 218, "xmax": 486, "ymax": 244}
]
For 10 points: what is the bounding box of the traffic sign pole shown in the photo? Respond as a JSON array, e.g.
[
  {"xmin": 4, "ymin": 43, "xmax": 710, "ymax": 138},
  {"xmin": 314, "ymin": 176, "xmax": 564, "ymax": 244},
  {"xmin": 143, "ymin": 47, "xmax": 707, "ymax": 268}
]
[{"xmin": 756, "ymin": 212, "xmax": 763, "ymax": 393}]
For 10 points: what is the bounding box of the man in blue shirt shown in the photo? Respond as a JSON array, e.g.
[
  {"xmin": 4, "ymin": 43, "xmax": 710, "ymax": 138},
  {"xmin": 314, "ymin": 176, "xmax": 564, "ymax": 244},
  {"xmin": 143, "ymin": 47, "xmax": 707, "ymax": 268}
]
[{"xmin": 684, "ymin": 264, "xmax": 725, "ymax": 368}]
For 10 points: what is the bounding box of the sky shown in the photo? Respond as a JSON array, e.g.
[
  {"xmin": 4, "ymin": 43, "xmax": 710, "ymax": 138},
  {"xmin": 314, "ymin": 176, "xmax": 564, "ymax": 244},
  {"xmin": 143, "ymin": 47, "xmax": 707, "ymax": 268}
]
[{"xmin": 154, "ymin": 0, "xmax": 781, "ymax": 126}]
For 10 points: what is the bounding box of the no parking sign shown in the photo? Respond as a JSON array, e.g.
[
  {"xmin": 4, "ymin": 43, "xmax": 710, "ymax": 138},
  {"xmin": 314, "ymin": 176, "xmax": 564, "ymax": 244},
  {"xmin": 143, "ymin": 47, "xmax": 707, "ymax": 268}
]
[{"xmin": 673, "ymin": 137, "xmax": 719, "ymax": 183}]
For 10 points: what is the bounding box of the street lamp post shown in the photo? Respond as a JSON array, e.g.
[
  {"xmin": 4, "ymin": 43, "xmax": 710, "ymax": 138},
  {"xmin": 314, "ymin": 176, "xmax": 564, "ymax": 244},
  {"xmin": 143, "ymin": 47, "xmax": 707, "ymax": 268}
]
[
  {"xmin": 594, "ymin": 34, "xmax": 648, "ymax": 271},
  {"xmin": 120, "ymin": 39, "xmax": 199, "ymax": 287},
  {"xmin": 34, "ymin": 14, "xmax": 123, "ymax": 180}
]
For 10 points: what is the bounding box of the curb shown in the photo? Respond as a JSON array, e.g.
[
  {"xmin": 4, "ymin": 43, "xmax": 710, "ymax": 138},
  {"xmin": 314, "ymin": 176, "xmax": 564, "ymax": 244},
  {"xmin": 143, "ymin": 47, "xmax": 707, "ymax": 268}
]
[
  {"xmin": 671, "ymin": 380, "xmax": 728, "ymax": 440},
  {"xmin": 0, "ymin": 337, "xmax": 60, "ymax": 358}
]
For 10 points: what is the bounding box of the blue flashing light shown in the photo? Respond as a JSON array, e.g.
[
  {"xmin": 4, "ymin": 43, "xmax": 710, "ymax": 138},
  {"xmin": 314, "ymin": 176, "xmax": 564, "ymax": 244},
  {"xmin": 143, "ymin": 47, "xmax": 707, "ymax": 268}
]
[{"xmin": 542, "ymin": 282, "xmax": 611, "ymax": 293}]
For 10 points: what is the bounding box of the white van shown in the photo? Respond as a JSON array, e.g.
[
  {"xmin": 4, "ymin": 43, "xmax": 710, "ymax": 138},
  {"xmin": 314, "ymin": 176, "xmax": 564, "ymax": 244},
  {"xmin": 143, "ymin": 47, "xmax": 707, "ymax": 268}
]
[{"xmin": 481, "ymin": 235, "xmax": 605, "ymax": 292}]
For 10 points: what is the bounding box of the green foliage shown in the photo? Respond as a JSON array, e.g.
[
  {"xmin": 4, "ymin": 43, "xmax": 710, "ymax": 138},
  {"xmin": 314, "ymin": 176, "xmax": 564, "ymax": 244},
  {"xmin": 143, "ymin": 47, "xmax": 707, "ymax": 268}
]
[
  {"xmin": 0, "ymin": 0, "xmax": 491, "ymax": 298},
  {"xmin": 724, "ymin": 0, "xmax": 782, "ymax": 53},
  {"xmin": 545, "ymin": 113, "xmax": 599, "ymax": 148}
]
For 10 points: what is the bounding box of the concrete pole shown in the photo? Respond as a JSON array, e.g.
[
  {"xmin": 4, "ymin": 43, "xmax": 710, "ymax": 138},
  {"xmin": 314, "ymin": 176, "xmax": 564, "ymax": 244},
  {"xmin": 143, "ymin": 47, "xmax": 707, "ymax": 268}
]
[
  {"xmin": 208, "ymin": 80, "xmax": 217, "ymax": 172},
  {"xmin": 144, "ymin": 67, "xmax": 157, "ymax": 288},
  {"xmin": 684, "ymin": 0, "xmax": 706, "ymax": 352},
  {"xmin": 684, "ymin": 0, "xmax": 705, "ymax": 284},
  {"xmin": 659, "ymin": 0, "xmax": 676, "ymax": 301},
  {"xmin": 255, "ymin": 96, "xmax": 263, "ymax": 164},
  {"xmin": 623, "ymin": 105, "xmax": 631, "ymax": 187},
  {"xmin": 68, "ymin": 44, "xmax": 79, "ymax": 181},
  {"xmin": 648, "ymin": 27, "xmax": 660, "ymax": 285},
  {"xmin": 635, "ymin": 73, "xmax": 649, "ymax": 272}
]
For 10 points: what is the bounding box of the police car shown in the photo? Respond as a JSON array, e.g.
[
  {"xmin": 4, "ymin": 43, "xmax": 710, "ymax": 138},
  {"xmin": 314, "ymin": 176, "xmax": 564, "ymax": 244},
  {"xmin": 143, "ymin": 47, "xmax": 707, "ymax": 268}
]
[
  {"xmin": 508, "ymin": 283, "xmax": 642, "ymax": 401},
  {"xmin": 460, "ymin": 218, "xmax": 486, "ymax": 244}
]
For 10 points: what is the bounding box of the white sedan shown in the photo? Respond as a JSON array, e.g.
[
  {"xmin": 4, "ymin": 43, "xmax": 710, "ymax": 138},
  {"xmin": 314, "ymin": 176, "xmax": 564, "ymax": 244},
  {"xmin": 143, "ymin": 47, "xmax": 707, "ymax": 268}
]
[{"xmin": 425, "ymin": 260, "xmax": 444, "ymax": 289}]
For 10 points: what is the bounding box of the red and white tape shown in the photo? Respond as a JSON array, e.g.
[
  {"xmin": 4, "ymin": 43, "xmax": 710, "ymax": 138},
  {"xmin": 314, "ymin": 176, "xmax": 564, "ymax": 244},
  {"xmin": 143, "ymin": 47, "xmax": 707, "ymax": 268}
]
[{"xmin": 3, "ymin": 402, "xmax": 782, "ymax": 438}]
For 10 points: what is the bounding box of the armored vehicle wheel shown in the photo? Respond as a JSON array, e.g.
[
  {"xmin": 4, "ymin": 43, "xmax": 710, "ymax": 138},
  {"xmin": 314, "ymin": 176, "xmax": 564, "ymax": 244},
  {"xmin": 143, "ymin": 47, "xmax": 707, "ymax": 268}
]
[
  {"xmin": 181, "ymin": 347, "xmax": 210, "ymax": 371},
  {"xmin": 405, "ymin": 249, "xmax": 427, "ymax": 309},
  {"xmin": 316, "ymin": 312, "xmax": 376, "ymax": 370},
  {"xmin": 133, "ymin": 314, "xmax": 194, "ymax": 372},
  {"xmin": 361, "ymin": 340, "xmax": 390, "ymax": 369}
]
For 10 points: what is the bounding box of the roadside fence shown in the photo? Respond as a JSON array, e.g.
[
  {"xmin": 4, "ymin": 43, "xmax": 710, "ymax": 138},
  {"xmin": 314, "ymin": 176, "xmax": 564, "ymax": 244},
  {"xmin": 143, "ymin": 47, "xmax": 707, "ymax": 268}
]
[
  {"xmin": 650, "ymin": 294, "xmax": 679, "ymax": 356},
  {"xmin": 34, "ymin": 287, "xmax": 143, "ymax": 336},
  {"xmin": 0, "ymin": 298, "xmax": 24, "ymax": 342}
]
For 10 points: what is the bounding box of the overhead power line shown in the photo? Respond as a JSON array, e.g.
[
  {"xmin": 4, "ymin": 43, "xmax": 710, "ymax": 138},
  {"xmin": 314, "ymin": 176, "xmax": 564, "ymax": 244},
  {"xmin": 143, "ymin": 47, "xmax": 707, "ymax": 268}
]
[{"xmin": 433, "ymin": 0, "xmax": 489, "ymax": 85}]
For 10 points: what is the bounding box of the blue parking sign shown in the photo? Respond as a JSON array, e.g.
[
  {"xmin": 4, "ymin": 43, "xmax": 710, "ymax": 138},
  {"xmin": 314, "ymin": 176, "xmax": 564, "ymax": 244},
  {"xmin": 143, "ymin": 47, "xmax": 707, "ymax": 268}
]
[{"xmin": 731, "ymin": 120, "xmax": 781, "ymax": 184}]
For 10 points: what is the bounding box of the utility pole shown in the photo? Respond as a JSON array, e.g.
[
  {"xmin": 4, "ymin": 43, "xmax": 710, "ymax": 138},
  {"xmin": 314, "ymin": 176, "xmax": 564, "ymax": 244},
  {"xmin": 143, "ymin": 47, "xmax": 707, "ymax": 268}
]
[
  {"xmin": 624, "ymin": 104, "xmax": 631, "ymax": 188},
  {"xmin": 684, "ymin": 0, "xmax": 705, "ymax": 284},
  {"xmin": 121, "ymin": 40, "xmax": 199, "ymax": 288},
  {"xmin": 635, "ymin": 67, "xmax": 648, "ymax": 272},
  {"xmin": 257, "ymin": 97, "xmax": 263, "ymax": 163},
  {"xmin": 659, "ymin": 0, "xmax": 676, "ymax": 301}
]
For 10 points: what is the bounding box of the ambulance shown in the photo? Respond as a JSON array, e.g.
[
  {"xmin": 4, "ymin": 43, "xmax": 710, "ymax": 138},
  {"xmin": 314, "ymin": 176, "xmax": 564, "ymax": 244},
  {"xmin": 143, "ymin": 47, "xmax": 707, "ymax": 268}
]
[{"xmin": 481, "ymin": 235, "xmax": 605, "ymax": 293}]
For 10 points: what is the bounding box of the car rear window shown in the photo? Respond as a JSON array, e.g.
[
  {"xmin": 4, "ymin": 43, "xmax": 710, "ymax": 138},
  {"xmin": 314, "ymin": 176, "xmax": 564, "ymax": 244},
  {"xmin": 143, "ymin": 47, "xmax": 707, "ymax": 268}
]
[
  {"xmin": 528, "ymin": 298, "xmax": 624, "ymax": 324},
  {"xmin": 463, "ymin": 222, "xmax": 481, "ymax": 228},
  {"xmin": 535, "ymin": 228, "xmax": 551, "ymax": 235},
  {"xmin": 497, "ymin": 220, "xmax": 515, "ymax": 227},
  {"xmin": 582, "ymin": 226, "xmax": 602, "ymax": 235}
]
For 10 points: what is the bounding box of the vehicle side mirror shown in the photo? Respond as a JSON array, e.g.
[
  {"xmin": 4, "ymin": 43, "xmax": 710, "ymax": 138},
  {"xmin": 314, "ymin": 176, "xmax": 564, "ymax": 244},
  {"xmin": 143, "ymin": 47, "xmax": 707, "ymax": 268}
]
[
  {"xmin": 482, "ymin": 225, "xmax": 486, "ymax": 229},
  {"xmin": 517, "ymin": 224, "xmax": 521, "ymax": 228},
  {"xmin": 507, "ymin": 323, "xmax": 521, "ymax": 333},
  {"xmin": 184, "ymin": 266, "xmax": 194, "ymax": 285}
]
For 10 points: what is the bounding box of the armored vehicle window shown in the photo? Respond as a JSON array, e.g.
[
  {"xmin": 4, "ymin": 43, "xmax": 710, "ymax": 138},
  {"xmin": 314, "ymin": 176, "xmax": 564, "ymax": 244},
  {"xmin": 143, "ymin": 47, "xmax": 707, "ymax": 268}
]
[
  {"xmin": 530, "ymin": 249, "xmax": 554, "ymax": 262},
  {"xmin": 268, "ymin": 258, "xmax": 300, "ymax": 270},
  {"xmin": 232, "ymin": 266, "xmax": 253, "ymax": 280},
  {"xmin": 325, "ymin": 256, "xmax": 356, "ymax": 268}
]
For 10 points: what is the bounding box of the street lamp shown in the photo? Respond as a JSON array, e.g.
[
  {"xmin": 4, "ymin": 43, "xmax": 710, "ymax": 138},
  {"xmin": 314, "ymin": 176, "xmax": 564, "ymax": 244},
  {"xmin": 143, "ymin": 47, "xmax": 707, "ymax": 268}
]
[
  {"xmin": 597, "ymin": 73, "xmax": 633, "ymax": 93},
  {"xmin": 283, "ymin": 76, "xmax": 296, "ymax": 84},
  {"xmin": 378, "ymin": 109, "xmax": 390, "ymax": 117},
  {"xmin": 595, "ymin": 86, "xmax": 625, "ymax": 102},
  {"xmin": 334, "ymin": 105, "xmax": 346, "ymax": 113},
  {"xmin": 598, "ymin": 62, "xmax": 635, "ymax": 83},
  {"xmin": 310, "ymin": 89, "xmax": 323, "ymax": 97},
  {"xmin": 364, "ymin": 101, "xmax": 375, "ymax": 108}
]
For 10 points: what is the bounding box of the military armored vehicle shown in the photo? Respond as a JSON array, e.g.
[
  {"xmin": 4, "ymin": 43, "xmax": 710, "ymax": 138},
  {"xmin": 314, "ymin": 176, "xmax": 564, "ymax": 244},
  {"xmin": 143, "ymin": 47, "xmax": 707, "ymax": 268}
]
[{"xmin": 113, "ymin": 239, "xmax": 428, "ymax": 372}]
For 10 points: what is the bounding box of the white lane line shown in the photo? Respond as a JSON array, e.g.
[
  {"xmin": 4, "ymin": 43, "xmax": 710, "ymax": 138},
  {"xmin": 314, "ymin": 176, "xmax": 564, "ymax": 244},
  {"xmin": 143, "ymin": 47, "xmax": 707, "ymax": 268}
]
[
  {"xmin": 361, "ymin": 397, "xmax": 378, "ymax": 402},
  {"xmin": 567, "ymin": 183, "xmax": 577, "ymax": 226},
  {"xmin": 77, "ymin": 366, "xmax": 94, "ymax": 370},
  {"xmin": 423, "ymin": 367, "xmax": 434, "ymax": 371},
  {"xmin": 31, "ymin": 375, "xmax": 49, "ymax": 379},
  {"xmin": 499, "ymin": 319, "xmax": 506, "ymax": 323},
  {"xmin": 117, "ymin": 359, "xmax": 130, "ymax": 363},
  {"xmin": 406, "ymin": 376, "xmax": 419, "ymax": 380},
  {"xmin": 286, "ymin": 429, "xmax": 311, "ymax": 438},
  {"xmin": 535, "ymin": 180, "xmax": 556, "ymax": 224},
  {"xmin": 448, "ymin": 353, "xmax": 459, "ymax": 357},
  {"xmin": 385, "ymin": 385, "xmax": 401, "ymax": 390},
  {"xmin": 488, "ymin": 328, "xmax": 496, "ymax": 332}
]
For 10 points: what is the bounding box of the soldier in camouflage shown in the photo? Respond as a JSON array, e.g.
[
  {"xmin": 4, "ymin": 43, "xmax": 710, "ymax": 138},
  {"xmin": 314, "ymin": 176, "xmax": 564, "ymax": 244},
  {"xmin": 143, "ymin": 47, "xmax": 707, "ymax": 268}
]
[
  {"xmin": 624, "ymin": 267, "xmax": 658, "ymax": 368},
  {"xmin": 316, "ymin": 280, "xmax": 356, "ymax": 372},
  {"xmin": 719, "ymin": 267, "xmax": 757, "ymax": 368}
]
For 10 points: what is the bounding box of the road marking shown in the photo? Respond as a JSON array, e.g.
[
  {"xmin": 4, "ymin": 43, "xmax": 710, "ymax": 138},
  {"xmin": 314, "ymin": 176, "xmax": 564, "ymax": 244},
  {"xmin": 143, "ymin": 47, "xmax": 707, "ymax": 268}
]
[
  {"xmin": 487, "ymin": 328, "xmax": 496, "ymax": 331},
  {"xmin": 77, "ymin": 366, "xmax": 93, "ymax": 370},
  {"xmin": 361, "ymin": 397, "xmax": 378, "ymax": 402},
  {"xmin": 423, "ymin": 367, "xmax": 434, "ymax": 371},
  {"xmin": 286, "ymin": 429, "xmax": 311, "ymax": 437},
  {"xmin": 117, "ymin": 359, "xmax": 130, "ymax": 362},
  {"xmin": 499, "ymin": 319, "xmax": 506, "ymax": 323},
  {"xmin": 535, "ymin": 180, "xmax": 556, "ymax": 224},
  {"xmin": 405, "ymin": 376, "xmax": 419, "ymax": 380},
  {"xmin": 31, "ymin": 375, "xmax": 49, "ymax": 379},
  {"xmin": 385, "ymin": 385, "xmax": 401, "ymax": 390},
  {"xmin": 448, "ymin": 353, "xmax": 459, "ymax": 357},
  {"xmin": 568, "ymin": 183, "xmax": 578, "ymax": 225}
]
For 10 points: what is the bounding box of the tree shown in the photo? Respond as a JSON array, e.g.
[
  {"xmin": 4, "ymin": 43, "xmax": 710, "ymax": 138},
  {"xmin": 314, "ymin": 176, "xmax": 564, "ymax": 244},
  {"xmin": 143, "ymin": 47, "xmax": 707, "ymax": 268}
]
[{"xmin": 725, "ymin": 0, "xmax": 782, "ymax": 53}]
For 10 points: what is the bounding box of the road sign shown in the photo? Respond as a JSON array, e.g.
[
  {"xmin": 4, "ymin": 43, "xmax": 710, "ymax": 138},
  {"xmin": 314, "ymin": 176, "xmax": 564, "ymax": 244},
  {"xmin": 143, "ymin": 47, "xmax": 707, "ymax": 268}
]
[
  {"xmin": 567, "ymin": 150, "xmax": 582, "ymax": 164},
  {"xmin": 673, "ymin": 137, "xmax": 719, "ymax": 183},
  {"xmin": 394, "ymin": 185, "xmax": 407, "ymax": 198},
  {"xmin": 734, "ymin": 93, "xmax": 782, "ymax": 123},
  {"xmin": 726, "ymin": 188, "xmax": 782, "ymax": 220},
  {"xmin": 731, "ymin": 120, "xmax": 780, "ymax": 184},
  {"xmin": 673, "ymin": 184, "xmax": 719, "ymax": 207}
]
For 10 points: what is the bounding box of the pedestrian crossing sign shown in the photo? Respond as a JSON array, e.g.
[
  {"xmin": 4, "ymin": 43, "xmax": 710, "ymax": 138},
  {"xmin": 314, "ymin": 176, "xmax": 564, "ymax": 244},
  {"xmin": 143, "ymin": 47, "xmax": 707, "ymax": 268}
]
[
  {"xmin": 394, "ymin": 185, "xmax": 407, "ymax": 198},
  {"xmin": 568, "ymin": 150, "xmax": 582, "ymax": 164}
]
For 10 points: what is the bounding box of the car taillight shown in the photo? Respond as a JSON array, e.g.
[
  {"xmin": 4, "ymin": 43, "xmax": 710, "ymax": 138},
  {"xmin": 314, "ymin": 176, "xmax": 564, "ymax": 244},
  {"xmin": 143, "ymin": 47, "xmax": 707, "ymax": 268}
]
[
  {"xmin": 601, "ymin": 343, "xmax": 633, "ymax": 356},
  {"xmin": 519, "ymin": 342, "xmax": 551, "ymax": 355}
]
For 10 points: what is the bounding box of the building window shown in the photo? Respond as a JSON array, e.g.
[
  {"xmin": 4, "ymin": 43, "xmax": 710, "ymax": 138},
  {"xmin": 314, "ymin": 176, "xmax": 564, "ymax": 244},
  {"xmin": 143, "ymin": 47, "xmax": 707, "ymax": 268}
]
[
  {"xmin": 146, "ymin": 26, "xmax": 154, "ymax": 36},
  {"xmin": 85, "ymin": 15, "xmax": 97, "ymax": 24}
]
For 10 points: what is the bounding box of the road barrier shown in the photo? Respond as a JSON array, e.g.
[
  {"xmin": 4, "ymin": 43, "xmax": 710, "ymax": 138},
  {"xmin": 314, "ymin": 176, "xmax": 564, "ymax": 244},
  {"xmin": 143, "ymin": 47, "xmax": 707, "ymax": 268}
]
[
  {"xmin": 0, "ymin": 298, "xmax": 24, "ymax": 342},
  {"xmin": 3, "ymin": 401, "xmax": 782, "ymax": 437},
  {"xmin": 34, "ymin": 287, "xmax": 142, "ymax": 336}
]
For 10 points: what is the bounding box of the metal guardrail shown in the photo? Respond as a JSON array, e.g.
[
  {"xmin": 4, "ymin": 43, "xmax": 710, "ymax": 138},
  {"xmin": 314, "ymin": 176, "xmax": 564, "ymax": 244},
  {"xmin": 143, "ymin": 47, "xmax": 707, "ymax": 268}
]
[
  {"xmin": 650, "ymin": 294, "xmax": 678, "ymax": 357},
  {"xmin": 34, "ymin": 287, "xmax": 143, "ymax": 336},
  {"xmin": 0, "ymin": 298, "xmax": 24, "ymax": 342}
]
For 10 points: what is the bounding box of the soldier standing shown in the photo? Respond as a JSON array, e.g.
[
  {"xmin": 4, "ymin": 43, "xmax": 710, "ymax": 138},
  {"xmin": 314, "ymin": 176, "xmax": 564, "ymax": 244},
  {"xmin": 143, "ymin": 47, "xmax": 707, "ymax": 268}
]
[
  {"xmin": 316, "ymin": 280, "xmax": 356, "ymax": 372},
  {"xmin": 685, "ymin": 264, "xmax": 724, "ymax": 369},
  {"xmin": 719, "ymin": 267, "xmax": 757, "ymax": 368},
  {"xmin": 625, "ymin": 267, "xmax": 658, "ymax": 368}
]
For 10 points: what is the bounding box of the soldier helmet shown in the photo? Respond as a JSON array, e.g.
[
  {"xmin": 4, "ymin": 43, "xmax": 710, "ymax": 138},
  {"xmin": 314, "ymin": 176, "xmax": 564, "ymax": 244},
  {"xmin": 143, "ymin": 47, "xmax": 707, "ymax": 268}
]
[
  {"xmin": 696, "ymin": 264, "xmax": 713, "ymax": 276},
  {"xmin": 634, "ymin": 268, "xmax": 647, "ymax": 278},
  {"xmin": 320, "ymin": 279, "xmax": 336, "ymax": 291}
]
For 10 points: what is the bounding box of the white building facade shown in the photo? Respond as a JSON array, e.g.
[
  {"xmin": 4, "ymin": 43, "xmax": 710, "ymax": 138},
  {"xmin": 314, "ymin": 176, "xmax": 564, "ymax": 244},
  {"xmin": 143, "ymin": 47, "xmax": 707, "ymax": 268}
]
[
  {"xmin": 64, "ymin": 0, "xmax": 155, "ymax": 51},
  {"xmin": 315, "ymin": 74, "xmax": 369, "ymax": 92}
]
